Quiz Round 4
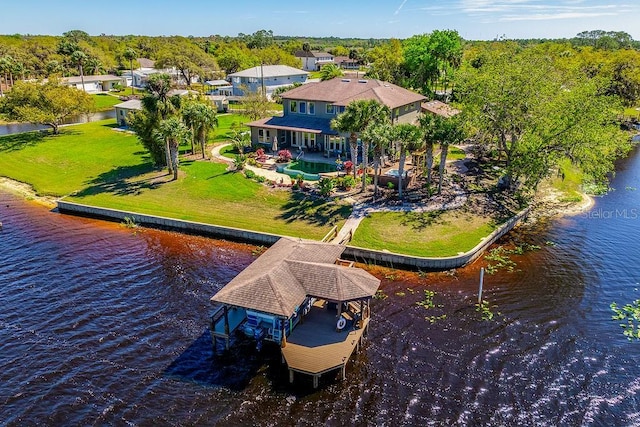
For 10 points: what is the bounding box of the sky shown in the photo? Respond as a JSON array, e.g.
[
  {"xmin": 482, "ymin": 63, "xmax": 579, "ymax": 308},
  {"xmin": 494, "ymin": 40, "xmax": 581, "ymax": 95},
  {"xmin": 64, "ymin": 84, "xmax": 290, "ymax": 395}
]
[{"xmin": 1, "ymin": 0, "xmax": 637, "ymax": 41}]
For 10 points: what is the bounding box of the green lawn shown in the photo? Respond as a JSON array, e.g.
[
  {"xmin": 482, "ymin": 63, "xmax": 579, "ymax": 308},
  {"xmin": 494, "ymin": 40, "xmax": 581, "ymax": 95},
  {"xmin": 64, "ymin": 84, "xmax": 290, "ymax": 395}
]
[
  {"xmin": 212, "ymin": 113, "xmax": 250, "ymax": 143},
  {"xmin": 350, "ymin": 210, "xmax": 498, "ymax": 257},
  {"xmin": 92, "ymin": 94, "xmax": 123, "ymax": 111},
  {"xmin": 0, "ymin": 119, "xmax": 349, "ymax": 239}
]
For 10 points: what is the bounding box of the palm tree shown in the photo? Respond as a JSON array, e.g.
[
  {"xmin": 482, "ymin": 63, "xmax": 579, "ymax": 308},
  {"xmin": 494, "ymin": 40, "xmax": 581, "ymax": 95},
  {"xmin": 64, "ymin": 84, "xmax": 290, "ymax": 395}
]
[
  {"xmin": 0, "ymin": 56, "xmax": 15, "ymax": 92},
  {"xmin": 122, "ymin": 47, "xmax": 137, "ymax": 95},
  {"xmin": 319, "ymin": 63, "xmax": 343, "ymax": 81},
  {"xmin": 418, "ymin": 113, "xmax": 439, "ymax": 187},
  {"xmin": 435, "ymin": 114, "xmax": 466, "ymax": 194},
  {"xmin": 331, "ymin": 99, "xmax": 390, "ymax": 192},
  {"xmin": 182, "ymin": 101, "xmax": 218, "ymax": 158},
  {"xmin": 154, "ymin": 117, "xmax": 190, "ymax": 180},
  {"xmin": 70, "ymin": 50, "xmax": 87, "ymax": 92},
  {"xmin": 390, "ymin": 123, "xmax": 423, "ymax": 199},
  {"xmin": 361, "ymin": 122, "xmax": 391, "ymax": 199}
]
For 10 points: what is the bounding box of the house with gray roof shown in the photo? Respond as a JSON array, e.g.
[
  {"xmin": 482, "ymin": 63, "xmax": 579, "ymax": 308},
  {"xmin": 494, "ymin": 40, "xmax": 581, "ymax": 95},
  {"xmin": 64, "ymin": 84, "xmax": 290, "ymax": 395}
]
[
  {"xmin": 227, "ymin": 65, "xmax": 309, "ymax": 98},
  {"xmin": 295, "ymin": 50, "xmax": 335, "ymax": 71},
  {"xmin": 62, "ymin": 74, "xmax": 126, "ymax": 93},
  {"xmin": 246, "ymin": 77, "xmax": 426, "ymax": 157}
]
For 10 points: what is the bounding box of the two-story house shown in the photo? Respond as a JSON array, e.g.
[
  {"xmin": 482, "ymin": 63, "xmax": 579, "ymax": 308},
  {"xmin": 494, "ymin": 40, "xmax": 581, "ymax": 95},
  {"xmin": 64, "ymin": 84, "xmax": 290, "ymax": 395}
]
[
  {"xmin": 246, "ymin": 78, "xmax": 427, "ymax": 158},
  {"xmin": 227, "ymin": 65, "xmax": 309, "ymax": 98},
  {"xmin": 295, "ymin": 50, "xmax": 335, "ymax": 71}
]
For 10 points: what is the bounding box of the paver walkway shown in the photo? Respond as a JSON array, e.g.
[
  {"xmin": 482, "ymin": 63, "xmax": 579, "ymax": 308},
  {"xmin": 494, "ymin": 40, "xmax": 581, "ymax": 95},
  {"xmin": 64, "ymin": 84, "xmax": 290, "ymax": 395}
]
[{"xmin": 211, "ymin": 143, "xmax": 293, "ymax": 185}]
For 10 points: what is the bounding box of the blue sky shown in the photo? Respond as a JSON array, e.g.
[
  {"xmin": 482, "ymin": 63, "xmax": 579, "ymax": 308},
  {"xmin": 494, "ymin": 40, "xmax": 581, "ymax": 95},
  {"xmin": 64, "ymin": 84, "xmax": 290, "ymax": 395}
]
[{"xmin": 1, "ymin": 0, "xmax": 637, "ymax": 41}]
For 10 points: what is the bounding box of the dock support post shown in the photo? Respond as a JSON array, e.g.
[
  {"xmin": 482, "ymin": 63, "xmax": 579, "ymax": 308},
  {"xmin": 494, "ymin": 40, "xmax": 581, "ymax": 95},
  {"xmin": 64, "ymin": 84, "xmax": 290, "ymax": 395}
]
[
  {"xmin": 341, "ymin": 365, "xmax": 346, "ymax": 381},
  {"xmin": 313, "ymin": 375, "xmax": 319, "ymax": 389},
  {"xmin": 289, "ymin": 369, "xmax": 294, "ymax": 384}
]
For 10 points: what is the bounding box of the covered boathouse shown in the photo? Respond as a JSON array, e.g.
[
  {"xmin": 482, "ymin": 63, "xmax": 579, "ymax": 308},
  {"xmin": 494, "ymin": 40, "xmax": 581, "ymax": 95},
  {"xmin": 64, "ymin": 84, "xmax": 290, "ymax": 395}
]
[{"xmin": 210, "ymin": 237, "xmax": 381, "ymax": 388}]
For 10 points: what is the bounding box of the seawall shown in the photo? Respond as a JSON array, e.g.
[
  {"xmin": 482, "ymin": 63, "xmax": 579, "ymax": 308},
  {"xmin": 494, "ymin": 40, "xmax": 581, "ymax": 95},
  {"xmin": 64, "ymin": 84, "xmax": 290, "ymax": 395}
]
[{"xmin": 57, "ymin": 200, "xmax": 529, "ymax": 270}]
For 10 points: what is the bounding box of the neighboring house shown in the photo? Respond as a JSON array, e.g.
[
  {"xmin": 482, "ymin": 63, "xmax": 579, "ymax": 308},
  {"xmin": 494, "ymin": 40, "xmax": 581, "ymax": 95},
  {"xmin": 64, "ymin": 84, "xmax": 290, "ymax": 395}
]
[
  {"xmin": 246, "ymin": 78, "xmax": 426, "ymax": 157},
  {"xmin": 421, "ymin": 100, "xmax": 461, "ymax": 118},
  {"xmin": 122, "ymin": 58, "xmax": 181, "ymax": 88},
  {"xmin": 62, "ymin": 75, "xmax": 126, "ymax": 93},
  {"xmin": 295, "ymin": 50, "xmax": 334, "ymax": 71},
  {"xmin": 114, "ymin": 99, "xmax": 142, "ymax": 126},
  {"xmin": 334, "ymin": 56, "xmax": 361, "ymax": 70},
  {"xmin": 227, "ymin": 65, "xmax": 309, "ymax": 98},
  {"xmin": 205, "ymin": 95, "xmax": 229, "ymax": 113},
  {"xmin": 204, "ymin": 79, "xmax": 233, "ymax": 96}
]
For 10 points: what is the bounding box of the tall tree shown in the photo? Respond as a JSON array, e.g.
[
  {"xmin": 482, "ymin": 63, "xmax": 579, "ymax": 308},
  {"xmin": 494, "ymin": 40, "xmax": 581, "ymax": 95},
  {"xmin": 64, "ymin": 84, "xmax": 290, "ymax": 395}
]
[
  {"xmin": 154, "ymin": 116, "xmax": 190, "ymax": 180},
  {"xmin": 456, "ymin": 46, "xmax": 630, "ymax": 193},
  {"xmin": 0, "ymin": 79, "xmax": 93, "ymax": 134},
  {"xmin": 181, "ymin": 100, "xmax": 218, "ymax": 158},
  {"xmin": 331, "ymin": 99, "xmax": 390, "ymax": 192},
  {"xmin": 389, "ymin": 123, "xmax": 422, "ymax": 199},
  {"xmin": 361, "ymin": 122, "xmax": 392, "ymax": 198},
  {"xmin": 122, "ymin": 47, "xmax": 137, "ymax": 95}
]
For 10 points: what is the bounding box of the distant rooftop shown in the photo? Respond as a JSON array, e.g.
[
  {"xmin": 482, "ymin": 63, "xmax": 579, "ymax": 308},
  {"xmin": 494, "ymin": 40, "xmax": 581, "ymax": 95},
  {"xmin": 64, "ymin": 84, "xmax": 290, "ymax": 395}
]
[
  {"xmin": 421, "ymin": 100, "xmax": 461, "ymax": 118},
  {"xmin": 228, "ymin": 65, "xmax": 309, "ymax": 79}
]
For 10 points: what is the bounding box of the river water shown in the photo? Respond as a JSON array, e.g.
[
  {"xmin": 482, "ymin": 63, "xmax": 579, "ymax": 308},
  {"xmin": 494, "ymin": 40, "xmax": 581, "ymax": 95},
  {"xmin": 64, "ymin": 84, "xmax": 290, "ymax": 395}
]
[
  {"xmin": 0, "ymin": 111, "xmax": 116, "ymax": 136},
  {"xmin": 1, "ymin": 146, "xmax": 639, "ymax": 426}
]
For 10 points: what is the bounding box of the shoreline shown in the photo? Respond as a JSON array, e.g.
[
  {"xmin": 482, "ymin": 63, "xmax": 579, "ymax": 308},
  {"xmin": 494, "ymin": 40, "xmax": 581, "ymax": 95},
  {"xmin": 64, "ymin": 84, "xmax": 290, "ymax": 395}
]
[{"xmin": 0, "ymin": 177, "xmax": 57, "ymax": 209}]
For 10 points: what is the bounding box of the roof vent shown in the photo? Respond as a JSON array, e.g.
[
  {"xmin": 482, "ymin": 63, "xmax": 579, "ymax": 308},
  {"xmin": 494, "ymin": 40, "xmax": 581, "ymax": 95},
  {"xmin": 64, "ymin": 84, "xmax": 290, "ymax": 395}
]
[
  {"xmin": 341, "ymin": 79, "xmax": 351, "ymax": 82},
  {"xmin": 358, "ymin": 80, "xmax": 367, "ymax": 83}
]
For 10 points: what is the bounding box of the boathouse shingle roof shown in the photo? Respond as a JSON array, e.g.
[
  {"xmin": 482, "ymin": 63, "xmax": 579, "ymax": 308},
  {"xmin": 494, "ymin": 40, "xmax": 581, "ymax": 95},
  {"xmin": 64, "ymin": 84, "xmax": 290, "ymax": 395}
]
[{"xmin": 210, "ymin": 238, "xmax": 380, "ymax": 317}]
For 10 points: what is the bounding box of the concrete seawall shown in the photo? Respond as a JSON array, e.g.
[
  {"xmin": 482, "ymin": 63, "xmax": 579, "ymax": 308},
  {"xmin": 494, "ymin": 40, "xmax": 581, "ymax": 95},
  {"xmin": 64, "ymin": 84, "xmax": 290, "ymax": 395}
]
[
  {"xmin": 343, "ymin": 208, "xmax": 530, "ymax": 270},
  {"xmin": 56, "ymin": 201, "xmax": 283, "ymax": 245},
  {"xmin": 57, "ymin": 200, "xmax": 529, "ymax": 270}
]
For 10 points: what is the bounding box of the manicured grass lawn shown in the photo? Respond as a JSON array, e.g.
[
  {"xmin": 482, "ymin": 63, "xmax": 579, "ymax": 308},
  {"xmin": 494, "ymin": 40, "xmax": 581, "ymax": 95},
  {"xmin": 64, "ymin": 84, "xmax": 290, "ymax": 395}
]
[
  {"xmin": 212, "ymin": 113, "xmax": 250, "ymax": 143},
  {"xmin": 350, "ymin": 210, "xmax": 498, "ymax": 257},
  {"xmin": 0, "ymin": 121, "xmax": 145, "ymax": 196},
  {"xmin": 92, "ymin": 94, "xmax": 123, "ymax": 111},
  {"xmin": 0, "ymin": 119, "xmax": 349, "ymax": 239},
  {"xmin": 624, "ymin": 106, "xmax": 640, "ymax": 119}
]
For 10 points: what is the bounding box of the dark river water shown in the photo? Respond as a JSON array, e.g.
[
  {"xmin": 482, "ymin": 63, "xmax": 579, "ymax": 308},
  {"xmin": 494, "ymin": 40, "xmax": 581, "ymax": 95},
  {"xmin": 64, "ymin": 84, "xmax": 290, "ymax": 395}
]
[
  {"xmin": 1, "ymin": 146, "xmax": 640, "ymax": 426},
  {"xmin": 0, "ymin": 111, "xmax": 116, "ymax": 136}
]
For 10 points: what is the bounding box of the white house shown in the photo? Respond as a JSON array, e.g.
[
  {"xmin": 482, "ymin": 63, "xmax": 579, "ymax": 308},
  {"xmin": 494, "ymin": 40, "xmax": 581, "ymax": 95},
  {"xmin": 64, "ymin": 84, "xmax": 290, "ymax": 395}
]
[
  {"xmin": 114, "ymin": 99, "xmax": 142, "ymax": 127},
  {"xmin": 295, "ymin": 51, "xmax": 335, "ymax": 71},
  {"xmin": 62, "ymin": 75, "xmax": 126, "ymax": 93},
  {"xmin": 227, "ymin": 65, "xmax": 309, "ymax": 98}
]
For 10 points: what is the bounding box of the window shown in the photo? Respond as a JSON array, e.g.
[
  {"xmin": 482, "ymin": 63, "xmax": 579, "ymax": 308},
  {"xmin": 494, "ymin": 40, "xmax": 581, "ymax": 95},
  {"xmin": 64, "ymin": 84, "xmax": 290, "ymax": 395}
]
[
  {"xmin": 290, "ymin": 101, "xmax": 298, "ymax": 113},
  {"xmin": 308, "ymin": 102, "xmax": 315, "ymax": 115},
  {"xmin": 326, "ymin": 104, "xmax": 335, "ymax": 114},
  {"xmin": 299, "ymin": 102, "xmax": 306, "ymax": 114},
  {"xmin": 232, "ymin": 77, "xmax": 241, "ymax": 83},
  {"xmin": 338, "ymin": 106, "xmax": 345, "ymax": 114},
  {"xmin": 248, "ymin": 77, "xmax": 258, "ymax": 84}
]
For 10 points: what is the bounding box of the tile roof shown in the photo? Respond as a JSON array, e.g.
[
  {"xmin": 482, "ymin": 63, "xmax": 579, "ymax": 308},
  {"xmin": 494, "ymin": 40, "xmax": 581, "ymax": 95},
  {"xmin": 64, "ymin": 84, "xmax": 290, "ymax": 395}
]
[
  {"xmin": 421, "ymin": 100, "xmax": 461, "ymax": 118},
  {"xmin": 211, "ymin": 238, "xmax": 380, "ymax": 317},
  {"xmin": 228, "ymin": 65, "xmax": 309, "ymax": 79},
  {"xmin": 281, "ymin": 78, "xmax": 426, "ymax": 109},
  {"xmin": 246, "ymin": 115, "xmax": 336, "ymax": 134}
]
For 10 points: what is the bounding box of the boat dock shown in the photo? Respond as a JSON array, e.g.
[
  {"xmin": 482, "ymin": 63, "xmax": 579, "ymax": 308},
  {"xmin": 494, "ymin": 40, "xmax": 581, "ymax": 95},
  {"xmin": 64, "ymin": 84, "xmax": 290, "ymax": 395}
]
[{"xmin": 281, "ymin": 299, "xmax": 369, "ymax": 388}]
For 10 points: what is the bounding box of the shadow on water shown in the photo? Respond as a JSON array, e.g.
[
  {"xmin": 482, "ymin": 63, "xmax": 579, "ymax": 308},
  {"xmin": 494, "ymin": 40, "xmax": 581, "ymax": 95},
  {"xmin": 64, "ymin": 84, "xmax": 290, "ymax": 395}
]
[
  {"xmin": 165, "ymin": 329, "xmax": 343, "ymax": 396},
  {"xmin": 277, "ymin": 191, "xmax": 351, "ymax": 227}
]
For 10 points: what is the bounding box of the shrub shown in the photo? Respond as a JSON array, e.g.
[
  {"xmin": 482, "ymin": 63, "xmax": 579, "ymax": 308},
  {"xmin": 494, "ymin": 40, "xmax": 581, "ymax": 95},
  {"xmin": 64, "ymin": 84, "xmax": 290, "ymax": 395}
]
[
  {"xmin": 387, "ymin": 181, "xmax": 395, "ymax": 190},
  {"xmin": 233, "ymin": 154, "xmax": 246, "ymax": 170},
  {"xmin": 244, "ymin": 169, "xmax": 256, "ymax": 179},
  {"xmin": 256, "ymin": 175, "xmax": 266, "ymax": 183},
  {"xmin": 277, "ymin": 149, "xmax": 292, "ymax": 163},
  {"xmin": 255, "ymin": 148, "xmax": 267, "ymax": 162},
  {"xmin": 318, "ymin": 177, "xmax": 335, "ymax": 197},
  {"xmin": 344, "ymin": 160, "xmax": 354, "ymax": 174},
  {"xmin": 342, "ymin": 175, "xmax": 356, "ymax": 190}
]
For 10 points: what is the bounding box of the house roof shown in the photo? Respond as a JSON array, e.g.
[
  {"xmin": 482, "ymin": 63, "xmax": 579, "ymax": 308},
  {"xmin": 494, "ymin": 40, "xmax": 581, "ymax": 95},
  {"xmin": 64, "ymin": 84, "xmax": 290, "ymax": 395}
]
[
  {"xmin": 246, "ymin": 115, "xmax": 336, "ymax": 135},
  {"xmin": 294, "ymin": 50, "xmax": 334, "ymax": 59},
  {"xmin": 205, "ymin": 79, "xmax": 232, "ymax": 87},
  {"xmin": 137, "ymin": 58, "xmax": 155, "ymax": 68},
  {"xmin": 63, "ymin": 74, "xmax": 124, "ymax": 84},
  {"xmin": 228, "ymin": 65, "xmax": 309, "ymax": 79},
  {"xmin": 281, "ymin": 78, "xmax": 426, "ymax": 109},
  {"xmin": 211, "ymin": 238, "xmax": 380, "ymax": 317},
  {"xmin": 114, "ymin": 99, "xmax": 142, "ymax": 110},
  {"xmin": 421, "ymin": 100, "xmax": 461, "ymax": 118}
]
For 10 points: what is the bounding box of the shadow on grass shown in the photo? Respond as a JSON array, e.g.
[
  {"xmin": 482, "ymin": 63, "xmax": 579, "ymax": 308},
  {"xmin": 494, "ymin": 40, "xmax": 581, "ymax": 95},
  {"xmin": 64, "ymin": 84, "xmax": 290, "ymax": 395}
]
[
  {"xmin": 401, "ymin": 210, "xmax": 446, "ymax": 231},
  {"xmin": 277, "ymin": 191, "xmax": 352, "ymax": 227},
  {"xmin": 72, "ymin": 162, "xmax": 160, "ymax": 198},
  {"xmin": 0, "ymin": 131, "xmax": 47, "ymax": 152}
]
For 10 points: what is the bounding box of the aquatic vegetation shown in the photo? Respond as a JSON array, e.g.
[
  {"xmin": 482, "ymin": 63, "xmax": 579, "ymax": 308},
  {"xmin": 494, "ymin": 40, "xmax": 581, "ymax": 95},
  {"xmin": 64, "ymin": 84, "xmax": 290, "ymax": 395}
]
[
  {"xmin": 611, "ymin": 300, "xmax": 640, "ymax": 340},
  {"xmin": 476, "ymin": 299, "xmax": 500, "ymax": 321}
]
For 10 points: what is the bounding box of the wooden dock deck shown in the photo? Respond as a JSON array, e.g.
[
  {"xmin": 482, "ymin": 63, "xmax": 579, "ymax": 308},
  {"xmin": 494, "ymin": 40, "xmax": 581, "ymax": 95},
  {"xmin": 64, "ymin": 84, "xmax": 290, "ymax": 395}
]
[{"xmin": 281, "ymin": 302, "xmax": 368, "ymax": 387}]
